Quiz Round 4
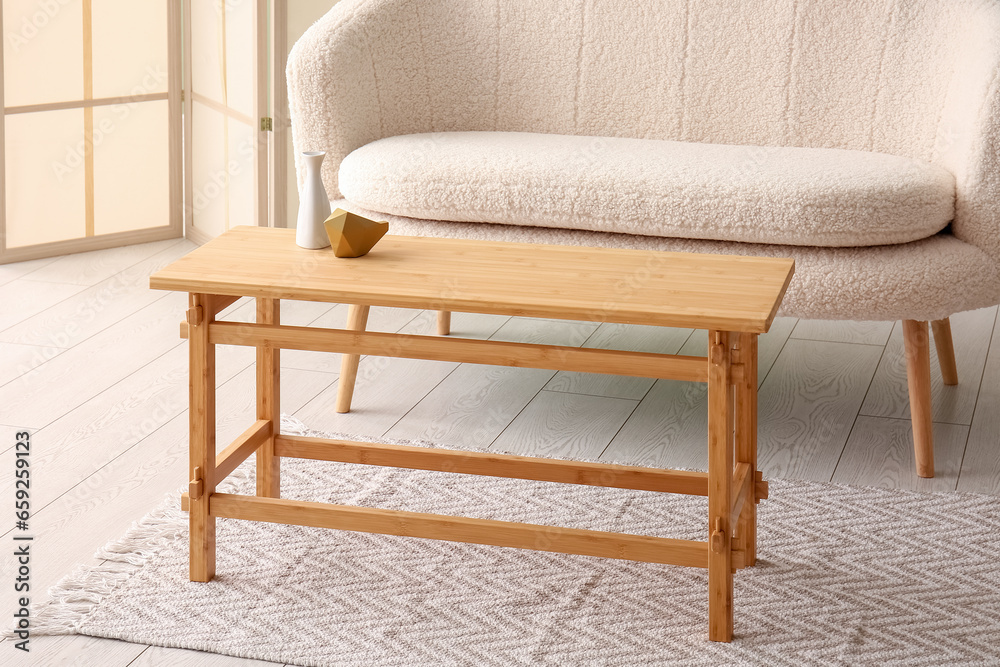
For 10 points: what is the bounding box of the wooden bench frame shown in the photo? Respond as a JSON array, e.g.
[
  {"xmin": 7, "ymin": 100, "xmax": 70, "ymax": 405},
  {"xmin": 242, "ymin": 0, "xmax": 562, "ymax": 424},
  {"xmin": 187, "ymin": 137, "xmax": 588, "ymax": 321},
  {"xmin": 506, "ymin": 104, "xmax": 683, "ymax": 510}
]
[{"xmin": 179, "ymin": 293, "xmax": 768, "ymax": 642}]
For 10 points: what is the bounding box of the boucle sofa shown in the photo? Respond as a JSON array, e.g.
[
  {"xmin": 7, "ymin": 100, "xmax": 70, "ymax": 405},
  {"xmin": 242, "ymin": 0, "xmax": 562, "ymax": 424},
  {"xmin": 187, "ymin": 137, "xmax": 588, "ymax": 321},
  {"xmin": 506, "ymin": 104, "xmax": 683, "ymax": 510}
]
[{"xmin": 288, "ymin": 0, "xmax": 1000, "ymax": 478}]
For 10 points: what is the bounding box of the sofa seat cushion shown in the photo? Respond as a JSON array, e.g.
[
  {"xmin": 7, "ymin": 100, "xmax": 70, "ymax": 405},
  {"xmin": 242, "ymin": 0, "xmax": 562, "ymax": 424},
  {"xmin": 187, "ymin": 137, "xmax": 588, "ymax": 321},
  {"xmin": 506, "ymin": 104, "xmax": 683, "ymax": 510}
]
[{"xmin": 338, "ymin": 132, "xmax": 956, "ymax": 248}]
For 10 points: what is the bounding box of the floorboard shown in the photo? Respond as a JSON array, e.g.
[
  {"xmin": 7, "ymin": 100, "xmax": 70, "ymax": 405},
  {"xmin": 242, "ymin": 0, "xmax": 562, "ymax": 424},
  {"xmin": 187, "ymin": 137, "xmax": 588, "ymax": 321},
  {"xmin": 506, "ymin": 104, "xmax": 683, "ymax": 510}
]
[
  {"xmin": 860, "ymin": 306, "xmax": 998, "ymax": 425},
  {"xmin": 0, "ymin": 240, "xmax": 196, "ymax": 348},
  {"xmin": 0, "ymin": 340, "xmax": 256, "ymax": 512},
  {"xmin": 295, "ymin": 356, "xmax": 458, "ymax": 438},
  {"xmin": 129, "ymin": 645, "xmax": 285, "ymax": 666},
  {"xmin": 0, "ymin": 368, "xmax": 336, "ymax": 619},
  {"xmin": 20, "ymin": 238, "xmax": 183, "ymax": 286},
  {"xmin": 756, "ymin": 339, "xmax": 884, "ymax": 482},
  {"xmin": 384, "ymin": 317, "xmax": 597, "ymax": 447},
  {"xmin": 0, "ymin": 255, "xmax": 59, "ymax": 287},
  {"xmin": 384, "ymin": 363, "xmax": 557, "ymax": 447},
  {"xmin": 0, "ymin": 341, "xmax": 61, "ymax": 386},
  {"xmin": 790, "ymin": 319, "xmax": 894, "ymax": 346},
  {"xmin": 490, "ymin": 316, "xmax": 599, "ymax": 347},
  {"xmin": 0, "ymin": 292, "xmax": 187, "ymax": 429},
  {"xmin": 957, "ymin": 312, "xmax": 1000, "ymax": 494},
  {"xmin": 0, "ymin": 279, "xmax": 88, "ymax": 333},
  {"xmin": 600, "ymin": 318, "xmax": 798, "ymax": 470},
  {"xmin": 832, "ymin": 416, "xmax": 968, "ymax": 492},
  {"xmin": 0, "ymin": 634, "xmax": 146, "ymax": 666},
  {"xmin": 491, "ymin": 390, "xmax": 638, "ymax": 459}
]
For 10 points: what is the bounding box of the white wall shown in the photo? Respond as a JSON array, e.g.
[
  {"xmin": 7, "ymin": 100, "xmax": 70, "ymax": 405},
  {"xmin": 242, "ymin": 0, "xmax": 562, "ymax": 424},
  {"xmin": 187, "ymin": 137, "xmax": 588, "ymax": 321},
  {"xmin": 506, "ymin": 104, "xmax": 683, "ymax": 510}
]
[
  {"xmin": 288, "ymin": 0, "xmax": 340, "ymax": 43},
  {"xmin": 285, "ymin": 0, "xmax": 340, "ymax": 227}
]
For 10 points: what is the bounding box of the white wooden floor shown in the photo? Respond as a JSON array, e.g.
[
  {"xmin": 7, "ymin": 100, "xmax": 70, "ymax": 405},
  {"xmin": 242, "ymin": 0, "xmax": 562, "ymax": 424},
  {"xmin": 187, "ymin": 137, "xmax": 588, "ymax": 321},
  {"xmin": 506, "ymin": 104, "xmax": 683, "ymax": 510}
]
[{"xmin": 1, "ymin": 237, "xmax": 998, "ymax": 665}]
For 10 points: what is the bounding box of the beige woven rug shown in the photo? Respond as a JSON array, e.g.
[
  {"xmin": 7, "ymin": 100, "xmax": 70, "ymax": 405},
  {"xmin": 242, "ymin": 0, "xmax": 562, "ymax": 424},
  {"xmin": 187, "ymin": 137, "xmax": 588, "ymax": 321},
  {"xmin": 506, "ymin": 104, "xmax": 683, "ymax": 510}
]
[{"xmin": 30, "ymin": 417, "xmax": 1000, "ymax": 666}]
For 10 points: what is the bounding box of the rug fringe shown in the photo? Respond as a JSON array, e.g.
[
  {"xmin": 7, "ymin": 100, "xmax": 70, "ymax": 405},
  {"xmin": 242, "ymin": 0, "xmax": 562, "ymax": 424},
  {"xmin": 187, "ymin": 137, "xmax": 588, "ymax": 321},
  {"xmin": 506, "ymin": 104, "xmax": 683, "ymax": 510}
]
[{"xmin": 11, "ymin": 464, "xmax": 253, "ymax": 637}]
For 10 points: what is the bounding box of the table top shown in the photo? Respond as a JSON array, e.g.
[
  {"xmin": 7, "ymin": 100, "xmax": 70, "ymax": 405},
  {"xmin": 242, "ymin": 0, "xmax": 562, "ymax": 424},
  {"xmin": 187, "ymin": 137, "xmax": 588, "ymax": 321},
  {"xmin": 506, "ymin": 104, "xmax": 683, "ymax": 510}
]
[{"xmin": 149, "ymin": 227, "xmax": 794, "ymax": 332}]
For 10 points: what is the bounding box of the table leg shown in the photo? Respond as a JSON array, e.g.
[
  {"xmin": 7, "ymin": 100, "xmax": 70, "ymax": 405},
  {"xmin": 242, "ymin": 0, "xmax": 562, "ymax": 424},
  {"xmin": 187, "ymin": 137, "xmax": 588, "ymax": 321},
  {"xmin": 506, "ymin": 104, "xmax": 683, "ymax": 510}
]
[
  {"xmin": 336, "ymin": 304, "xmax": 370, "ymax": 413},
  {"xmin": 256, "ymin": 298, "xmax": 280, "ymax": 497},
  {"xmin": 735, "ymin": 332, "xmax": 758, "ymax": 566},
  {"xmin": 707, "ymin": 330, "xmax": 733, "ymax": 642},
  {"xmin": 189, "ymin": 294, "xmax": 217, "ymax": 582}
]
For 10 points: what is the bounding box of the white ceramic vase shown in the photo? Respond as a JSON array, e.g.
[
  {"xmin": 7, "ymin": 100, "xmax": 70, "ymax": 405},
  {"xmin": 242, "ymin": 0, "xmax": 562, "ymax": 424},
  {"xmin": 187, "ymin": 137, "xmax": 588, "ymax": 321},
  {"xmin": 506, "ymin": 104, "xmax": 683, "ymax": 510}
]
[{"xmin": 295, "ymin": 151, "xmax": 332, "ymax": 249}]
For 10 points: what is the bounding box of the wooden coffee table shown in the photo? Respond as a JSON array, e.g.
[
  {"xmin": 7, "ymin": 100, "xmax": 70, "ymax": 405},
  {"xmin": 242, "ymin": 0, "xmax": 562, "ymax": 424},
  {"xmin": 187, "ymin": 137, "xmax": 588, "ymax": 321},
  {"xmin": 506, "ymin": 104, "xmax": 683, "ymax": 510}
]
[{"xmin": 150, "ymin": 226, "xmax": 793, "ymax": 642}]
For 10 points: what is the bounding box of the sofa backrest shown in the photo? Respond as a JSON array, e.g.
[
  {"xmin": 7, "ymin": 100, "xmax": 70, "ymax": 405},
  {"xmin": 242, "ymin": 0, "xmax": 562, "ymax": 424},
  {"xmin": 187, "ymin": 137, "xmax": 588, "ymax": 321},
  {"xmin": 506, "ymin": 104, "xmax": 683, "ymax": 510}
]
[{"xmin": 288, "ymin": 0, "xmax": 1000, "ymax": 258}]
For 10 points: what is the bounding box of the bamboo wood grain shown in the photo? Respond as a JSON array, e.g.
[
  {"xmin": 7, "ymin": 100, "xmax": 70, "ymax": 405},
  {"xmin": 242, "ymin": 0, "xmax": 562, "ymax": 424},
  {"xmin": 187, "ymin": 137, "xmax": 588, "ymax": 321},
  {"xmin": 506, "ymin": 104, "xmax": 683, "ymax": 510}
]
[
  {"xmin": 730, "ymin": 462, "xmax": 752, "ymax": 528},
  {"xmin": 707, "ymin": 330, "xmax": 733, "ymax": 642},
  {"xmin": 4, "ymin": 93, "xmax": 171, "ymax": 116},
  {"xmin": 273, "ymin": 434, "xmax": 712, "ymax": 495},
  {"xmin": 903, "ymin": 320, "xmax": 935, "ymax": 478},
  {"xmin": 82, "ymin": 0, "xmax": 94, "ymax": 237},
  {"xmin": 735, "ymin": 332, "xmax": 758, "ymax": 565},
  {"xmin": 188, "ymin": 294, "xmax": 216, "ymax": 581},
  {"xmin": 255, "ymin": 298, "xmax": 280, "ymax": 496},
  {"xmin": 217, "ymin": 419, "xmax": 271, "ymax": 483},
  {"xmin": 210, "ymin": 493, "xmax": 712, "ymax": 568},
  {"xmin": 153, "ymin": 228, "xmax": 791, "ymax": 642},
  {"xmin": 336, "ymin": 304, "xmax": 369, "ymax": 413},
  {"xmin": 205, "ymin": 321, "xmax": 710, "ymax": 382},
  {"xmin": 181, "ymin": 0, "xmax": 194, "ymax": 236},
  {"xmin": 253, "ymin": 0, "xmax": 268, "ymax": 233},
  {"xmin": 189, "ymin": 91, "xmax": 254, "ymax": 127},
  {"xmin": 167, "ymin": 0, "xmax": 183, "ymax": 239},
  {"xmin": 437, "ymin": 311, "xmax": 452, "ymax": 336},
  {"xmin": 931, "ymin": 318, "xmax": 959, "ymax": 386},
  {"xmin": 174, "ymin": 365, "xmax": 340, "ymax": 511},
  {"xmin": 544, "ymin": 322, "xmax": 694, "ymax": 400},
  {"xmin": 269, "ymin": 0, "xmax": 289, "ymax": 228},
  {"xmin": 211, "ymin": 294, "xmax": 241, "ymax": 316},
  {"xmin": 149, "ymin": 227, "xmax": 794, "ymax": 332}
]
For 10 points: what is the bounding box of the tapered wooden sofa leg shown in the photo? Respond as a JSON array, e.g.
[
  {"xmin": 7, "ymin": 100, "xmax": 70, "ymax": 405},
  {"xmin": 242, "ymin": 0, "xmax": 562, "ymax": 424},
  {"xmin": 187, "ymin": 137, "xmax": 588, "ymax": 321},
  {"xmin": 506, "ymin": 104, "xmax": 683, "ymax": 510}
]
[
  {"xmin": 902, "ymin": 320, "xmax": 935, "ymax": 478},
  {"xmin": 336, "ymin": 304, "xmax": 370, "ymax": 413},
  {"xmin": 437, "ymin": 311, "xmax": 452, "ymax": 336},
  {"xmin": 931, "ymin": 318, "xmax": 958, "ymax": 386}
]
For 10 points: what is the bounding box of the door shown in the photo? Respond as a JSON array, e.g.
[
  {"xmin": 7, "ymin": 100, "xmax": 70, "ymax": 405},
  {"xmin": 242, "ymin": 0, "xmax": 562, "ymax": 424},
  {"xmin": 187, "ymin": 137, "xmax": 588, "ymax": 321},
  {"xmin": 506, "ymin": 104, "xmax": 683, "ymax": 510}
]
[{"xmin": 184, "ymin": 0, "xmax": 269, "ymax": 243}]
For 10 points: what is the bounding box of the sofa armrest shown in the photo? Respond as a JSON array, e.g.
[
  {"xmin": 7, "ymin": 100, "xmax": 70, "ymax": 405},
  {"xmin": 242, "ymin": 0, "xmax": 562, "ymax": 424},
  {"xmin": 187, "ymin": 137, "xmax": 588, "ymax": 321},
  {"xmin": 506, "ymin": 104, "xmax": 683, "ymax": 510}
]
[
  {"xmin": 938, "ymin": 11, "xmax": 1000, "ymax": 264},
  {"xmin": 288, "ymin": 0, "xmax": 387, "ymax": 200}
]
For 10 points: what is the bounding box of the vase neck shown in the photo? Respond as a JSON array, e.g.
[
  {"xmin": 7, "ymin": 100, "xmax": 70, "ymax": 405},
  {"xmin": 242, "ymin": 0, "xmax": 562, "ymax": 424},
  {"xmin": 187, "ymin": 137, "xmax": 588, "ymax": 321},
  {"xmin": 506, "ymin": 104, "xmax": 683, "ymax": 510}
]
[{"xmin": 302, "ymin": 152, "xmax": 326, "ymax": 171}]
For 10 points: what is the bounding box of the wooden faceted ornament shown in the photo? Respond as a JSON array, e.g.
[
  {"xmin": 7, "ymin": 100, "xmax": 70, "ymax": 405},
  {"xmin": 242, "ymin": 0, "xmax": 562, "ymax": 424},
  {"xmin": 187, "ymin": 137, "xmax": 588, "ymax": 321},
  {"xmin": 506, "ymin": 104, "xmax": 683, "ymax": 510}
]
[{"xmin": 323, "ymin": 208, "xmax": 389, "ymax": 258}]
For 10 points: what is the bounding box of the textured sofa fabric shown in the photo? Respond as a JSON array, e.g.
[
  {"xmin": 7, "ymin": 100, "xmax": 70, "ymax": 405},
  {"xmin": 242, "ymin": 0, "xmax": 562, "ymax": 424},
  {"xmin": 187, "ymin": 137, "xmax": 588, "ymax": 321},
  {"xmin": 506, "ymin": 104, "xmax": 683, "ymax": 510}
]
[
  {"xmin": 288, "ymin": 0, "xmax": 1000, "ymax": 321},
  {"xmin": 333, "ymin": 201, "xmax": 998, "ymax": 323},
  {"xmin": 340, "ymin": 131, "xmax": 956, "ymax": 248}
]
